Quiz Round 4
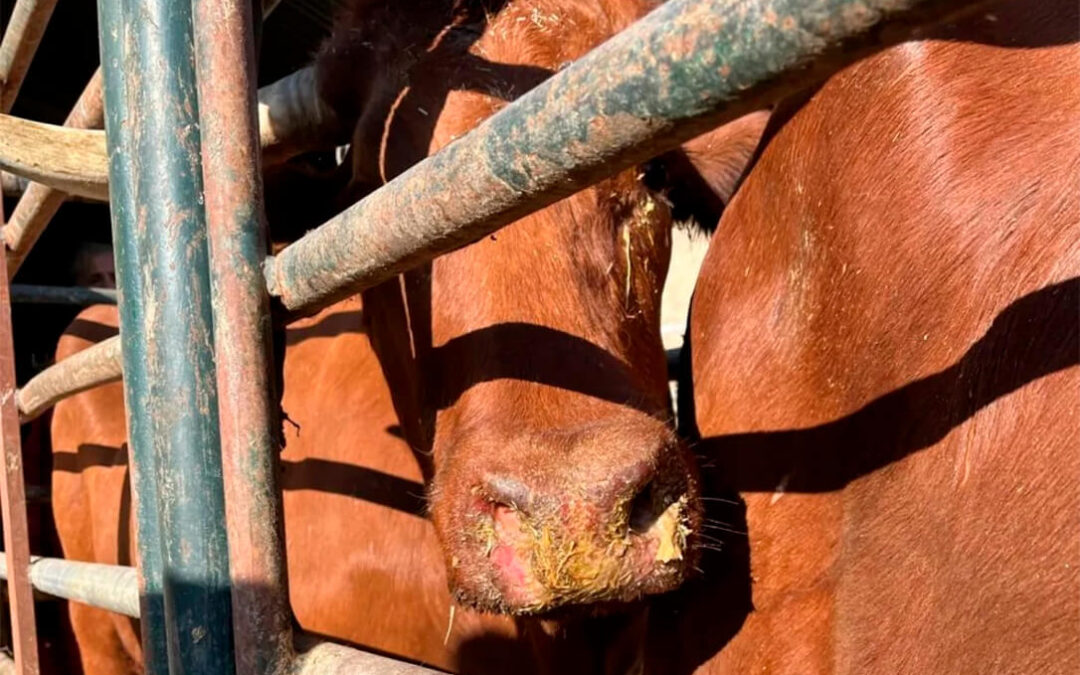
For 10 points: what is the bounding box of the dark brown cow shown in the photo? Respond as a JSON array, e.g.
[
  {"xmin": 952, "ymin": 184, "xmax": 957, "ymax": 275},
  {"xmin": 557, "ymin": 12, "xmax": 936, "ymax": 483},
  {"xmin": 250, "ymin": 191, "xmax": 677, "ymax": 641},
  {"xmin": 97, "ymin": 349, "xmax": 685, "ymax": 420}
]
[{"xmin": 657, "ymin": 2, "xmax": 1079, "ymax": 673}]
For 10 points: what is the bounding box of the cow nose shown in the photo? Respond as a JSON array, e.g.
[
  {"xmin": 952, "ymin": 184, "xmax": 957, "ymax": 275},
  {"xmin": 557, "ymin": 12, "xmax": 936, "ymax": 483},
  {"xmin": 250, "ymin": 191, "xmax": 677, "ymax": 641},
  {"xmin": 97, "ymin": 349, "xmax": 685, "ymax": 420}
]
[
  {"xmin": 481, "ymin": 455, "xmax": 659, "ymax": 531},
  {"xmin": 448, "ymin": 422, "xmax": 702, "ymax": 613}
]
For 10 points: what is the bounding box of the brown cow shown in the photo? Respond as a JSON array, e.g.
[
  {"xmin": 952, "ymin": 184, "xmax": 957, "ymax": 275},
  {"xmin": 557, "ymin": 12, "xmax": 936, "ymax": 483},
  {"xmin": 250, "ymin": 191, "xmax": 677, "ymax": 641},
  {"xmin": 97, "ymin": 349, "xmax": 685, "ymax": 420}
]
[
  {"xmin": 321, "ymin": 0, "xmax": 712, "ymax": 624},
  {"xmin": 53, "ymin": 1, "xmax": 769, "ymax": 674},
  {"xmin": 52, "ymin": 302, "xmax": 532, "ymax": 674},
  {"xmin": 656, "ymin": 2, "xmax": 1079, "ymax": 673}
]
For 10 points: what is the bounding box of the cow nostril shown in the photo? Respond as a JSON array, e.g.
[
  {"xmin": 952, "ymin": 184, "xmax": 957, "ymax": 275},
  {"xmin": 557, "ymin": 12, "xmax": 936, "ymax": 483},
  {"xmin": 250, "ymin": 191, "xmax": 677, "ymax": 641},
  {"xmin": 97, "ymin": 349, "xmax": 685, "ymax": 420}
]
[
  {"xmin": 482, "ymin": 475, "xmax": 531, "ymax": 515},
  {"xmin": 628, "ymin": 480, "xmax": 657, "ymax": 534}
]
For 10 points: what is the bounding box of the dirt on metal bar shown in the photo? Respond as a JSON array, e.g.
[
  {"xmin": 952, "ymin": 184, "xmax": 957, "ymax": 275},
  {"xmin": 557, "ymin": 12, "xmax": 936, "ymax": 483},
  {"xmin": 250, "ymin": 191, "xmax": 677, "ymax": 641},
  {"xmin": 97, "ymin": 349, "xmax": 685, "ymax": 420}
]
[
  {"xmin": 264, "ymin": 0, "xmax": 987, "ymax": 317},
  {"xmin": 0, "ymin": 0, "xmax": 59, "ymax": 112},
  {"xmin": 193, "ymin": 0, "xmax": 294, "ymax": 671},
  {"xmin": 290, "ymin": 639, "xmax": 441, "ymax": 675},
  {"xmin": 3, "ymin": 68, "xmax": 105, "ymax": 278},
  {"xmin": 16, "ymin": 334, "xmax": 121, "ymax": 423},
  {"xmin": 0, "ymin": 114, "xmax": 108, "ymax": 200}
]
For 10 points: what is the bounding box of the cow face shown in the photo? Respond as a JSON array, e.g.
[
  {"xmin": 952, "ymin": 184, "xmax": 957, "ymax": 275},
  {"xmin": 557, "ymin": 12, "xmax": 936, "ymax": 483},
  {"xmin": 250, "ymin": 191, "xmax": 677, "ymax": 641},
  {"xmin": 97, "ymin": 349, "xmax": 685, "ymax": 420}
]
[
  {"xmin": 421, "ymin": 167, "xmax": 702, "ymax": 614},
  {"xmin": 321, "ymin": 0, "xmax": 704, "ymax": 617}
]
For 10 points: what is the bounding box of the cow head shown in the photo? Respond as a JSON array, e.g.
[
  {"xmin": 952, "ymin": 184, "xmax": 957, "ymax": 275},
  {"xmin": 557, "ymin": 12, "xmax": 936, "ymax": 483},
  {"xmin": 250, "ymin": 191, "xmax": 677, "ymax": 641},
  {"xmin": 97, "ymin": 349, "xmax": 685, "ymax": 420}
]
[{"xmin": 309, "ymin": 0, "xmax": 765, "ymax": 620}]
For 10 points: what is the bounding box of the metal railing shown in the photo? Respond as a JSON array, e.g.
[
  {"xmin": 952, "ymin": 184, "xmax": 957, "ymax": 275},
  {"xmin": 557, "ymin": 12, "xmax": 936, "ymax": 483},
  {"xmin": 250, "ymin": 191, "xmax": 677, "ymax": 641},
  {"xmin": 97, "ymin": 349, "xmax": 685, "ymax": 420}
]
[{"xmin": 0, "ymin": 0, "xmax": 986, "ymax": 673}]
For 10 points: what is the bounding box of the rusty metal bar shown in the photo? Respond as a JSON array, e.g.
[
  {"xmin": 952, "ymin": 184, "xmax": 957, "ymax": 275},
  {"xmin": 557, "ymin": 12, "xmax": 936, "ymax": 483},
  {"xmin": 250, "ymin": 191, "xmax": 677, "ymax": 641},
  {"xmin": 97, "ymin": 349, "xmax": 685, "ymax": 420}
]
[
  {"xmin": 16, "ymin": 335, "xmax": 120, "ymax": 423},
  {"xmin": 0, "ymin": 554, "xmax": 139, "ymax": 618},
  {"xmin": 0, "ymin": 0, "xmax": 59, "ymax": 112},
  {"xmin": 3, "ymin": 69, "xmax": 105, "ymax": 278},
  {"xmin": 0, "ymin": 70, "xmax": 337, "ymax": 205},
  {"xmin": 1, "ymin": 0, "xmax": 286, "ymax": 279},
  {"xmin": 264, "ymin": 0, "xmax": 985, "ymax": 316},
  {"xmin": 0, "ymin": 204, "xmax": 38, "ymax": 672},
  {"xmin": 192, "ymin": 0, "xmax": 293, "ymax": 673},
  {"xmin": 9, "ymin": 284, "xmax": 116, "ymax": 305}
]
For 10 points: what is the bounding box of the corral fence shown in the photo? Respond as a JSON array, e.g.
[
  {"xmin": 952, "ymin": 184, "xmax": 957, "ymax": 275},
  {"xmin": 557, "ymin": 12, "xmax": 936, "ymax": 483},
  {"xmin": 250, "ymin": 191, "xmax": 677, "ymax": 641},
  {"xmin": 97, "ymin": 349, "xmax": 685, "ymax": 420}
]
[{"xmin": 0, "ymin": 0, "xmax": 985, "ymax": 673}]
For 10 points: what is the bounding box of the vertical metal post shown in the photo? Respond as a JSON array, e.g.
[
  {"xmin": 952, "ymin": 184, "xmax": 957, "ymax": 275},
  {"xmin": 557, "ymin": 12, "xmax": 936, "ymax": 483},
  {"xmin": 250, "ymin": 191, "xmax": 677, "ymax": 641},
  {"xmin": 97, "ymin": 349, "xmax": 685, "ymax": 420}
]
[
  {"xmin": 97, "ymin": 0, "xmax": 234, "ymax": 673},
  {"xmin": 0, "ymin": 206, "xmax": 38, "ymax": 675},
  {"xmin": 95, "ymin": 1, "xmax": 169, "ymax": 670},
  {"xmin": 191, "ymin": 0, "xmax": 293, "ymax": 673}
]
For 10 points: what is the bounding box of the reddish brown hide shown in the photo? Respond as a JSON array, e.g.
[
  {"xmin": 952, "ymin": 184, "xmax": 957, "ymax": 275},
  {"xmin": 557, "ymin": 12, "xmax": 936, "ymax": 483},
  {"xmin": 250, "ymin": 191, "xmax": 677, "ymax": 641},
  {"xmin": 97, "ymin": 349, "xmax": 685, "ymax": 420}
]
[
  {"xmin": 51, "ymin": 302, "xmax": 537, "ymax": 674},
  {"xmin": 653, "ymin": 2, "xmax": 1080, "ymax": 673},
  {"xmin": 52, "ymin": 1, "xmax": 772, "ymax": 671},
  {"xmin": 320, "ymin": 0, "xmax": 712, "ymax": 621}
]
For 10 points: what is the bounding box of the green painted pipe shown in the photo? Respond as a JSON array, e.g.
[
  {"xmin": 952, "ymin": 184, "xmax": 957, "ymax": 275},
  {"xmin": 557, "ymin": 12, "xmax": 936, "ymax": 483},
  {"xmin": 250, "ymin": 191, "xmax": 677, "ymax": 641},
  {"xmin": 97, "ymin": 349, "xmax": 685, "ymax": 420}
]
[
  {"xmin": 96, "ymin": 0, "xmax": 170, "ymax": 669},
  {"xmin": 97, "ymin": 0, "xmax": 234, "ymax": 671}
]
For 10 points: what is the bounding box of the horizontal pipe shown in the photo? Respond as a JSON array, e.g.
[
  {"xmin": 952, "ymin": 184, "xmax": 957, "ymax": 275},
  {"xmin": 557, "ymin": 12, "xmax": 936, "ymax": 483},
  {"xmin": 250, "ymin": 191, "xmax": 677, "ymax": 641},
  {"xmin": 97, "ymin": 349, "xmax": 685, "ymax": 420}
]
[
  {"xmin": 0, "ymin": 66, "xmax": 340, "ymax": 203},
  {"xmin": 16, "ymin": 334, "xmax": 121, "ymax": 423},
  {"xmin": 4, "ymin": 68, "xmax": 106, "ymax": 278},
  {"xmin": 0, "ymin": 553, "xmax": 139, "ymax": 618},
  {"xmin": 263, "ymin": 0, "xmax": 984, "ymax": 316},
  {"xmin": 0, "ymin": 113, "xmax": 108, "ymax": 200},
  {"xmin": 0, "ymin": 0, "xmax": 60, "ymax": 112},
  {"xmin": 257, "ymin": 66, "xmax": 342, "ymax": 167},
  {"xmin": 9, "ymin": 284, "xmax": 117, "ymax": 305},
  {"xmin": 0, "ymin": 553, "xmax": 440, "ymax": 673},
  {"xmin": 290, "ymin": 640, "xmax": 441, "ymax": 675}
]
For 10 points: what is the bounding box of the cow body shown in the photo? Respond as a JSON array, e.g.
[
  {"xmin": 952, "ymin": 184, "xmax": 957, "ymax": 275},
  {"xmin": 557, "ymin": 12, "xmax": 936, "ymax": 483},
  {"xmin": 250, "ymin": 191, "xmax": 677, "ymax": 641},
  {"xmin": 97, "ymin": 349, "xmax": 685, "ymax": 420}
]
[
  {"xmin": 676, "ymin": 3, "xmax": 1079, "ymax": 673},
  {"xmin": 52, "ymin": 302, "xmax": 534, "ymax": 674}
]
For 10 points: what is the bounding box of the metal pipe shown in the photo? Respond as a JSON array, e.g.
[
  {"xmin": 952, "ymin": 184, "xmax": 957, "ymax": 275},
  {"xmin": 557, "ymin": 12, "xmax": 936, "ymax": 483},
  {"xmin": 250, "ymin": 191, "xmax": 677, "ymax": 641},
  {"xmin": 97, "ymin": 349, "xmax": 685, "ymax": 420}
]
[
  {"xmin": 16, "ymin": 334, "xmax": 120, "ymax": 423},
  {"xmin": 0, "ymin": 1, "xmax": 289, "ymax": 280},
  {"xmin": 290, "ymin": 641, "xmax": 441, "ymax": 675},
  {"xmin": 257, "ymin": 66, "xmax": 342, "ymax": 167},
  {"xmin": 0, "ymin": 114, "xmax": 108, "ymax": 201},
  {"xmin": 9, "ymin": 284, "xmax": 117, "ymax": 305},
  {"xmin": 192, "ymin": 0, "xmax": 293, "ymax": 672},
  {"xmin": 97, "ymin": 0, "xmax": 177, "ymax": 670},
  {"xmin": 101, "ymin": 0, "xmax": 235, "ymax": 671},
  {"xmin": 0, "ymin": 204, "xmax": 39, "ymax": 672},
  {"xmin": 0, "ymin": 552, "xmax": 437, "ymax": 674},
  {"xmin": 264, "ymin": 0, "xmax": 985, "ymax": 316},
  {"xmin": 4, "ymin": 69, "xmax": 105, "ymax": 278},
  {"xmin": 0, "ymin": 554, "xmax": 139, "ymax": 618},
  {"xmin": 0, "ymin": 0, "xmax": 59, "ymax": 112}
]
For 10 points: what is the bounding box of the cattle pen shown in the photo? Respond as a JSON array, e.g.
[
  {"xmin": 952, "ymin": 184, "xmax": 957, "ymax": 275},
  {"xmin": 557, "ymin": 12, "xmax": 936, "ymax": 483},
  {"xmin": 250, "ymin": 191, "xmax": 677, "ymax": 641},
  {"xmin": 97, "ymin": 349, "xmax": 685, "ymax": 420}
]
[{"xmin": 0, "ymin": 0, "xmax": 986, "ymax": 673}]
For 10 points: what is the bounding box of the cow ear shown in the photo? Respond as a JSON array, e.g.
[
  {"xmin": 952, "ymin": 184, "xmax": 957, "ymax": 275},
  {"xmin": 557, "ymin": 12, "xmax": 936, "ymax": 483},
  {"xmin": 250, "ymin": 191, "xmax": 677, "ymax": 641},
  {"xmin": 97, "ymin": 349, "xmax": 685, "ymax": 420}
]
[{"xmin": 652, "ymin": 110, "xmax": 771, "ymax": 233}]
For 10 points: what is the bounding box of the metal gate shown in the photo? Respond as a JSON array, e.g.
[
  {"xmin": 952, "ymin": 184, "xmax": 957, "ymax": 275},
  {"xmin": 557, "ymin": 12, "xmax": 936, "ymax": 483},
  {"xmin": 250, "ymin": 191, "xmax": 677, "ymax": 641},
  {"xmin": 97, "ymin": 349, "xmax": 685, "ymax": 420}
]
[{"xmin": 0, "ymin": 0, "xmax": 981, "ymax": 672}]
